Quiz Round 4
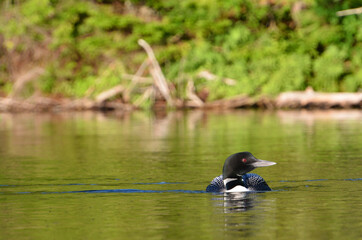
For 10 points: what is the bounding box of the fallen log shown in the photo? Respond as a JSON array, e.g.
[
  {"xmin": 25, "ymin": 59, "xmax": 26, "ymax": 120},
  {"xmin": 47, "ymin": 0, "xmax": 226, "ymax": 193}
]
[
  {"xmin": 337, "ymin": 7, "xmax": 362, "ymax": 17},
  {"xmin": 0, "ymin": 89, "xmax": 361, "ymax": 112},
  {"xmin": 0, "ymin": 97, "xmax": 134, "ymax": 112},
  {"xmin": 10, "ymin": 67, "xmax": 45, "ymax": 98},
  {"xmin": 186, "ymin": 80, "xmax": 204, "ymax": 107},
  {"xmin": 276, "ymin": 89, "xmax": 362, "ymax": 108},
  {"xmin": 95, "ymin": 85, "xmax": 124, "ymax": 103}
]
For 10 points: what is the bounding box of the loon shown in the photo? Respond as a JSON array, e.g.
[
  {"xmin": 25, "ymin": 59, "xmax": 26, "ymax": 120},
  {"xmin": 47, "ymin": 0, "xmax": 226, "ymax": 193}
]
[{"xmin": 206, "ymin": 152, "xmax": 276, "ymax": 192}]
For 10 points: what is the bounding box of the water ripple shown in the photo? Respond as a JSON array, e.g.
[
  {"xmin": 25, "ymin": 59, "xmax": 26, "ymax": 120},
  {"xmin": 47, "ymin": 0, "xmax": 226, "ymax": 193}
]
[
  {"xmin": 133, "ymin": 182, "xmax": 188, "ymax": 185},
  {"xmin": 14, "ymin": 189, "xmax": 207, "ymax": 194},
  {"xmin": 279, "ymin": 178, "xmax": 362, "ymax": 182}
]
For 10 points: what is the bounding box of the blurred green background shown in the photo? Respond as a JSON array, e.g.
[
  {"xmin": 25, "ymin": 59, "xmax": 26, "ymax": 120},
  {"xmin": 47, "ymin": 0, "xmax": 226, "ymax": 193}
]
[{"xmin": 0, "ymin": 0, "xmax": 361, "ymax": 102}]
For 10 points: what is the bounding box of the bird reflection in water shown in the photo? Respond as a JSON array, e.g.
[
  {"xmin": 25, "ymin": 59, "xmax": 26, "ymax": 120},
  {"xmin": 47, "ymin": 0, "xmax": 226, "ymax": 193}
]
[
  {"xmin": 211, "ymin": 192, "xmax": 272, "ymax": 238},
  {"xmin": 211, "ymin": 191, "xmax": 265, "ymax": 213}
]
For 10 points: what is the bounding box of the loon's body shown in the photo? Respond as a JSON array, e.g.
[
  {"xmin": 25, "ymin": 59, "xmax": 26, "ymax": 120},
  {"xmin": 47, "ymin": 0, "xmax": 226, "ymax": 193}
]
[
  {"xmin": 206, "ymin": 152, "xmax": 276, "ymax": 193},
  {"xmin": 206, "ymin": 173, "xmax": 272, "ymax": 192}
]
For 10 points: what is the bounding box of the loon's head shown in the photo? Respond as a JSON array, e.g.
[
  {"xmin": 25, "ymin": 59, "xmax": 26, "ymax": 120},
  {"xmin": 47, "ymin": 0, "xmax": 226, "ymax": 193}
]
[{"xmin": 222, "ymin": 152, "xmax": 276, "ymax": 179}]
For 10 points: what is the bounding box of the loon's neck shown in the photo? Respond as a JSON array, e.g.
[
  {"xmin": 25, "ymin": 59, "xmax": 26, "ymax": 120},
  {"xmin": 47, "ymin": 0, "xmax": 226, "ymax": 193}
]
[{"xmin": 223, "ymin": 177, "xmax": 248, "ymax": 192}]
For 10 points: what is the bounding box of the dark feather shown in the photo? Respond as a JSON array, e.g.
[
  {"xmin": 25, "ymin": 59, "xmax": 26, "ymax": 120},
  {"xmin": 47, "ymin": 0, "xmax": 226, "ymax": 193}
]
[
  {"xmin": 206, "ymin": 173, "xmax": 272, "ymax": 192},
  {"xmin": 206, "ymin": 175, "xmax": 224, "ymax": 192},
  {"xmin": 242, "ymin": 173, "xmax": 272, "ymax": 191}
]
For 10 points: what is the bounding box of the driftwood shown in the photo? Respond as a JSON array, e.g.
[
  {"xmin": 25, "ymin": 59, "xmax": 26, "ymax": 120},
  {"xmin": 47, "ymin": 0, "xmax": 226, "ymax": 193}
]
[
  {"xmin": 96, "ymin": 85, "xmax": 124, "ymax": 103},
  {"xmin": 276, "ymin": 89, "xmax": 362, "ymax": 108},
  {"xmin": 10, "ymin": 67, "xmax": 45, "ymax": 98},
  {"xmin": 1, "ymin": 89, "xmax": 361, "ymax": 112},
  {"xmin": 337, "ymin": 7, "xmax": 362, "ymax": 17},
  {"xmin": 190, "ymin": 89, "xmax": 362, "ymax": 109},
  {"xmin": 138, "ymin": 39, "xmax": 174, "ymax": 107},
  {"xmin": 0, "ymin": 97, "xmax": 134, "ymax": 112},
  {"xmin": 93, "ymin": 39, "xmax": 174, "ymax": 107},
  {"xmin": 123, "ymin": 59, "xmax": 149, "ymax": 102},
  {"xmin": 122, "ymin": 74, "xmax": 152, "ymax": 83},
  {"xmin": 134, "ymin": 86, "xmax": 154, "ymax": 107},
  {"xmin": 186, "ymin": 80, "xmax": 204, "ymax": 107}
]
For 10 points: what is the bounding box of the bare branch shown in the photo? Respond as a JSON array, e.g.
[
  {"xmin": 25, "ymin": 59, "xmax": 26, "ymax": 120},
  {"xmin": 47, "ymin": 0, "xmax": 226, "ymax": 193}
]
[
  {"xmin": 134, "ymin": 86, "xmax": 154, "ymax": 107},
  {"xmin": 122, "ymin": 74, "xmax": 152, "ymax": 83},
  {"xmin": 186, "ymin": 80, "xmax": 204, "ymax": 107},
  {"xmin": 337, "ymin": 7, "xmax": 362, "ymax": 17},
  {"xmin": 123, "ymin": 59, "xmax": 149, "ymax": 102},
  {"xmin": 96, "ymin": 85, "xmax": 124, "ymax": 103},
  {"xmin": 11, "ymin": 67, "xmax": 45, "ymax": 98},
  {"xmin": 138, "ymin": 39, "xmax": 174, "ymax": 106}
]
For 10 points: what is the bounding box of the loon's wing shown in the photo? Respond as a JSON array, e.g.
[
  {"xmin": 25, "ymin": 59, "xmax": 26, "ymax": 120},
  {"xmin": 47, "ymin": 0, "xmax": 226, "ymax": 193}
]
[
  {"xmin": 242, "ymin": 173, "xmax": 272, "ymax": 191},
  {"xmin": 206, "ymin": 175, "xmax": 224, "ymax": 192}
]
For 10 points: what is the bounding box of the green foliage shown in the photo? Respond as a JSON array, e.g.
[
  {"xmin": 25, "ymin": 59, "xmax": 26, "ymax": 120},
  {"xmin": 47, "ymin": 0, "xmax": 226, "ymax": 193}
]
[
  {"xmin": 342, "ymin": 48, "xmax": 362, "ymax": 91},
  {"xmin": 0, "ymin": 0, "xmax": 361, "ymax": 103},
  {"xmin": 221, "ymin": 24, "xmax": 252, "ymax": 52},
  {"xmin": 263, "ymin": 54, "xmax": 310, "ymax": 95},
  {"xmin": 343, "ymin": 70, "xmax": 362, "ymax": 92},
  {"xmin": 21, "ymin": 0, "xmax": 54, "ymax": 25},
  {"xmin": 312, "ymin": 45, "xmax": 346, "ymax": 92},
  {"xmin": 313, "ymin": 0, "xmax": 362, "ymax": 21}
]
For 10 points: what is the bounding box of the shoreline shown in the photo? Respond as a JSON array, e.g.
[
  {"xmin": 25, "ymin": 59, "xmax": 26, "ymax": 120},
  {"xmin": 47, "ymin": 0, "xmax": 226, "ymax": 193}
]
[{"xmin": 0, "ymin": 90, "xmax": 361, "ymax": 113}]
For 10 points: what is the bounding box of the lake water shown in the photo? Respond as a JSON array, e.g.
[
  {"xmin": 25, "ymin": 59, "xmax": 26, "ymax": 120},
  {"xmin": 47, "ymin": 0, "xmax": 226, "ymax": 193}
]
[{"xmin": 0, "ymin": 110, "xmax": 361, "ymax": 240}]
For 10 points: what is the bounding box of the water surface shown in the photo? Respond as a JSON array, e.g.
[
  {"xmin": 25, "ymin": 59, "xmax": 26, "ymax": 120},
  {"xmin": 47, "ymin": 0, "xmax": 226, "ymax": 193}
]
[{"xmin": 0, "ymin": 110, "xmax": 361, "ymax": 239}]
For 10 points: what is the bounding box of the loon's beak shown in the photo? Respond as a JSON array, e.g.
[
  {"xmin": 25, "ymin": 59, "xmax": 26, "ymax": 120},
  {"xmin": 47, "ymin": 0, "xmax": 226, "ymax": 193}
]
[{"xmin": 252, "ymin": 159, "xmax": 276, "ymax": 168}]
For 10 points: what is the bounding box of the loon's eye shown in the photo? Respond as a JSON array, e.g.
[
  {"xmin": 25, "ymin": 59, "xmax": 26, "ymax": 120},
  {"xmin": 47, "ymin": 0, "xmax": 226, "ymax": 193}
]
[{"xmin": 242, "ymin": 158, "xmax": 247, "ymax": 163}]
